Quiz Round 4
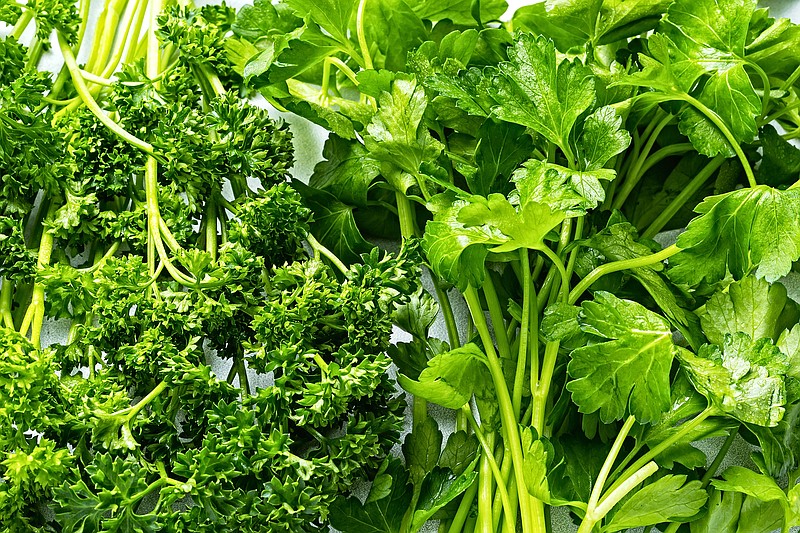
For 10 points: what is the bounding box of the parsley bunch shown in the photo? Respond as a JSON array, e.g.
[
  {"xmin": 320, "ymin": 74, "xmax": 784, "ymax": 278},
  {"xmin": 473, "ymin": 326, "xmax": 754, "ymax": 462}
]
[
  {"xmin": 227, "ymin": 0, "xmax": 800, "ymax": 531},
  {"xmin": 0, "ymin": 0, "xmax": 418, "ymax": 530}
]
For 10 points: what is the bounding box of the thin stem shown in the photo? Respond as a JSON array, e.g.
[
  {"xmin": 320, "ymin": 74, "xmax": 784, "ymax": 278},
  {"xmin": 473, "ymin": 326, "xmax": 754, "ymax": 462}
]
[
  {"xmin": 11, "ymin": 9, "xmax": 33, "ymax": 40},
  {"xmin": 58, "ymin": 33, "xmax": 155, "ymax": 155},
  {"xmin": 466, "ymin": 408, "xmax": 515, "ymax": 533},
  {"xmin": 612, "ymin": 112, "xmax": 673, "ymax": 210},
  {"xmin": 306, "ymin": 233, "xmax": 348, "ymax": 274},
  {"xmin": 435, "ymin": 283, "xmax": 461, "ymax": 349},
  {"xmin": 606, "ymin": 406, "xmax": 715, "ymax": 496},
  {"xmin": 513, "ymin": 250, "xmax": 532, "ymax": 419},
  {"xmin": 700, "ymin": 425, "xmax": 739, "ymax": 487},
  {"xmin": 0, "ymin": 278, "xmax": 14, "ymax": 329},
  {"xmin": 578, "ymin": 461, "xmax": 659, "ymax": 533},
  {"xmin": 482, "ymin": 274, "xmax": 512, "ymax": 360},
  {"xmin": 642, "ymin": 156, "xmax": 725, "ymax": 239},
  {"xmin": 532, "ymin": 340, "xmax": 558, "ymax": 434},
  {"xmin": 124, "ymin": 381, "xmax": 168, "ymax": 420},
  {"xmin": 448, "ymin": 479, "xmax": 478, "ymax": 533},
  {"xmin": 681, "ymin": 94, "xmax": 756, "ymax": 187},
  {"xmin": 464, "ymin": 286, "xmax": 537, "ymax": 532},
  {"xmin": 568, "ymin": 244, "xmax": 680, "ymax": 305},
  {"xmin": 540, "ymin": 246, "xmax": 569, "ymax": 303},
  {"xmin": 356, "ymin": 0, "xmax": 373, "ymax": 70},
  {"xmin": 588, "ymin": 416, "xmax": 636, "ymax": 510}
]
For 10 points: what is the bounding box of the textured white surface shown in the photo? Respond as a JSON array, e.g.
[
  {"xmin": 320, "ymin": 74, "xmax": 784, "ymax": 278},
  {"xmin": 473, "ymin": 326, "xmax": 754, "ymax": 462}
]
[{"xmin": 30, "ymin": 0, "xmax": 800, "ymax": 531}]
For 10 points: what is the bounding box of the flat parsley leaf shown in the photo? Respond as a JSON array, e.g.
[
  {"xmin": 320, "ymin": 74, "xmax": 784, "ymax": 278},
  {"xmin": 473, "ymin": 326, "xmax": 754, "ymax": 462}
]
[
  {"xmin": 491, "ymin": 33, "xmax": 595, "ymax": 156},
  {"xmin": 567, "ymin": 291, "xmax": 676, "ymax": 423},
  {"xmin": 669, "ymin": 186, "xmax": 800, "ymax": 285},
  {"xmin": 678, "ymin": 333, "xmax": 788, "ymax": 427}
]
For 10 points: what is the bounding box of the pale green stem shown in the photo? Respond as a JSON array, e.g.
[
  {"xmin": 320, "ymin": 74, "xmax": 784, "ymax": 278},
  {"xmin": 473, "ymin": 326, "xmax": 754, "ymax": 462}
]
[
  {"xmin": 568, "ymin": 244, "xmax": 680, "ymax": 305},
  {"xmin": 306, "ymin": 234, "xmax": 348, "ymax": 275}
]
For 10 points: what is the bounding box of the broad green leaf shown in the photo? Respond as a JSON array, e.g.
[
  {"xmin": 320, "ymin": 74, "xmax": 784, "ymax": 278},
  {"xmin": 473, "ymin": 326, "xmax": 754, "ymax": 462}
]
[
  {"xmin": 567, "ymin": 291, "xmax": 676, "ymax": 423},
  {"xmin": 283, "ymin": 0, "xmax": 357, "ymax": 47},
  {"xmin": 757, "ymin": 125, "xmax": 800, "ymax": 187},
  {"xmin": 362, "ymin": 0, "xmax": 428, "ymax": 71},
  {"xmin": 365, "ymin": 79, "xmax": 444, "ymax": 182},
  {"xmin": 398, "ymin": 343, "xmax": 487, "ymax": 409},
  {"xmin": 613, "ymin": 33, "xmax": 705, "ymax": 95},
  {"xmin": 676, "ymin": 65, "xmax": 760, "ymax": 158},
  {"xmin": 512, "ymin": 160, "xmax": 612, "ymax": 216},
  {"xmin": 513, "ymin": 0, "xmax": 670, "ymax": 51},
  {"xmin": 409, "ymin": 0, "xmax": 507, "ymax": 25},
  {"xmin": 393, "ymin": 289, "xmax": 440, "ymax": 340},
  {"xmin": 472, "ymin": 120, "xmax": 533, "ymax": 197},
  {"xmin": 426, "ymin": 67, "xmax": 496, "ymax": 118},
  {"xmin": 700, "ymin": 276, "xmax": 799, "ymax": 347},
  {"xmin": 456, "ymin": 193, "xmax": 565, "ymax": 253},
  {"xmin": 641, "ymin": 372, "xmax": 733, "ymax": 469},
  {"xmin": 329, "ymin": 458, "xmax": 412, "ymax": 533},
  {"xmin": 403, "ymin": 416, "xmax": 443, "ymax": 489},
  {"xmin": 293, "ymin": 182, "xmax": 372, "ymax": 264},
  {"xmin": 309, "ymin": 136, "xmax": 381, "ymax": 207},
  {"xmin": 540, "ymin": 302, "xmax": 591, "ymax": 351},
  {"xmin": 736, "ymin": 495, "xmax": 786, "ymax": 533},
  {"xmin": 439, "ymin": 431, "xmax": 479, "ymax": 476},
  {"xmin": 670, "ymin": 186, "xmax": 800, "ymax": 285},
  {"xmin": 577, "ymin": 105, "xmax": 631, "ymax": 171},
  {"xmin": 232, "ymin": 0, "xmax": 302, "ymax": 40},
  {"xmin": 712, "ymin": 465, "xmax": 787, "ymax": 503},
  {"xmin": 492, "ymin": 33, "xmax": 595, "ymax": 154},
  {"xmin": 663, "ymin": 0, "xmax": 761, "ymax": 155},
  {"xmin": 678, "ymin": 333, "xmax": 788, "ymax": 426},
  {"xmin": 689, "ymin": 489, "xmax": 743, "ymax": 533},
  {"xmin": 522, "ymin": 427, "xmax": 557, "ymax": 504},
  {"xmin": 585, "ymin": 221, "xmax": 704, "ymax": 350},
  {"xmin": 410, "ymin": 458, "xmax": 479, "ymax": 528},
  {"xmin": 748, "ymin": 403, "xmax": 800, "ymax": 478},
  {"xmin": 605, "ymin": 475, "xmax": 707, "ymax": 531},
  {"xmin": 663, "ymin": 0, "xmax": 755, "ymax": 58}
]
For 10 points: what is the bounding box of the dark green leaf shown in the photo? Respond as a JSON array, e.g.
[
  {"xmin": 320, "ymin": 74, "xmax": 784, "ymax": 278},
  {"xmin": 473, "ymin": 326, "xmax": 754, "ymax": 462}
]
[
  {"xmin": 309, "ymin": 136, "xmax": 381, "ymax": 207},
  {"xmin": 403, "ymin": 416, "xmax": 443, "ymax": 489}
]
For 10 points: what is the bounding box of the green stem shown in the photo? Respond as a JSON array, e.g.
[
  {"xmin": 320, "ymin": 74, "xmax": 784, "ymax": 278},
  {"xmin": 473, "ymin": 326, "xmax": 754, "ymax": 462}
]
[
  {"xmin": 435, "ymin": 283, "xmax": 461, "ymax": 349},
  {"xmin": 205, "ymin": 197, "xmax": 218, "ymax": 261},
  {"xmin": 578, "ymin": 462, "xmax": 659, "ymax": 533},
  {"xmin": 513, "ymin": 250, "xmax": 533, "ymax": 419},
  {"xmin": 356, "ymin": 0, "xmax": 373, "ymax": 70},
  {"xmin": 642, "ymin": 156, "xmax": 725, "ymax": 239},
  {"xmin": 466, "ymin": 409, "xmax": 515, "ymax": 533},
  {"xmin": 681, "ymin": 94, "xmax": 756, "ymax": 187},
  {"xmin": 568, "ymin": 244, "xmax": 680, "ymax": 305},
  {"xmin": 540, "ymin": 246, "xmax": 569, "ymax": 304},
  {"xmin": 482, "ymin": 274, "xmax": 512, "ymax": 360},
  {"xmin": 306, "ymin": 233, "xmax": 348, "ymax": 274},
  {"xmin": 464, "ymin": 286, "xmax": 537, "ymax": 532},
  {"xmin": 58, "ymin": 33, "xmax": 155, "ymax": 155},
  {"xmin": 11, "ymin": 9, "xmax": 33, "ymax": 40},
  {"xmin": 588, "ymin": 416, "xmax": 636, "ymax": 510},
  {"xmin": 124, "ymin": 381, "xmax": 168, "ymax": 421},
  {"xmin": 0, "ymin": 278, "xmax": 14, "ymax": 329},
  {"xmin": 606, "ymin": 406, "xmax": 715, "ymax": 496},
  {"xmin": 396, "ymin": 192, "xmax": 416, "ymax": 238},
  {"xmin": 700, "ymin": 425, "xmax": 739, "ymax": 487},
  {"xmin": 448, "ymin": 480, "xmax": 478, "ymax": 533},
  {"xmin": 477, "ymin": 432, "xmax": 495, "ymax": 533},
  {"xmin": 532, "ymin": 340, "xmax": 558, "ymax": 434},
  {"xmin": 612, "ymin": 112, "xmax": 673, "ymax": 210}
]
